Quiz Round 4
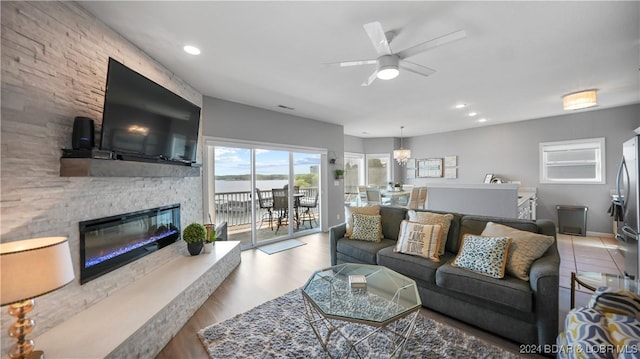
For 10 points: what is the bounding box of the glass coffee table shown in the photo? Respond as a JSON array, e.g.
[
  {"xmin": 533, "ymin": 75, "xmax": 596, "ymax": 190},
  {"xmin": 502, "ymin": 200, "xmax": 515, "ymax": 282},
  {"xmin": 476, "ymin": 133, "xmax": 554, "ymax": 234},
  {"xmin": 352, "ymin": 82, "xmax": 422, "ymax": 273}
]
[{"xmin": 302, "ymin": 263, "xmax": 421, "ymax": 358}]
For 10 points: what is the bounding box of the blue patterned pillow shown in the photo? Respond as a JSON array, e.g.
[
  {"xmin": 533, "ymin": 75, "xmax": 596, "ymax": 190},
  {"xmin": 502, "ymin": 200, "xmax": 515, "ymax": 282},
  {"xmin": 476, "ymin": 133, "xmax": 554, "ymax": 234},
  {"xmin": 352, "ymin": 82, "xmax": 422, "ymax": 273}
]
[
  {"xmin": 452, "ymin": 234, "xmax": 511, "ymax": 278},
  {"xmin": 350, "ymin": 213, "xmax": 382, "ymax": 242}
]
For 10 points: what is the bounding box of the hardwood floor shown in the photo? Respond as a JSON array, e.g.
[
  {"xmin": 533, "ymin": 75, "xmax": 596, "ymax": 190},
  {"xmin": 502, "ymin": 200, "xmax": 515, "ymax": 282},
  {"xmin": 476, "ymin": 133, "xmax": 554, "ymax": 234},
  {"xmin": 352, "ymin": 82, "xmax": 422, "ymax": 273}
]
[{"xmin": 156, "ymin": 231, "xmax": 621, "ymax": 358}]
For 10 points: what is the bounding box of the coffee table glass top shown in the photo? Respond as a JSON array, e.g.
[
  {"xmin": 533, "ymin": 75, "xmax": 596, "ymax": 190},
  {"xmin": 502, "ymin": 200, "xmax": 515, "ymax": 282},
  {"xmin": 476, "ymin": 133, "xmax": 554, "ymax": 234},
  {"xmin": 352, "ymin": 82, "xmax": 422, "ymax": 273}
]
[
  {"xmin": 302, "ymin": 263, "xmax": 421, "ymax": 326},
  {"xmin": 576, "ymin": 271, "xmax": 639, "ymax": 293}
]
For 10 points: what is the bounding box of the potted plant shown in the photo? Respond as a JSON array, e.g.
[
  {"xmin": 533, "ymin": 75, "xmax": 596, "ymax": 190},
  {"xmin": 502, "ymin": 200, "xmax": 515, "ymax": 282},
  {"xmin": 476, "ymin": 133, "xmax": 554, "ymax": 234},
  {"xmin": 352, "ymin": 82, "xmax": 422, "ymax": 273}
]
[
  {"xmin": 183, "ymin": 223, "xmax": 206, "ymax": 256},
  {"xmin": 335, "ymin": 169, "xmax": 345, "ymax": 180},
  {"xmin": 203, "ymin": 224, "xmax": 216, "ymax": 254}
]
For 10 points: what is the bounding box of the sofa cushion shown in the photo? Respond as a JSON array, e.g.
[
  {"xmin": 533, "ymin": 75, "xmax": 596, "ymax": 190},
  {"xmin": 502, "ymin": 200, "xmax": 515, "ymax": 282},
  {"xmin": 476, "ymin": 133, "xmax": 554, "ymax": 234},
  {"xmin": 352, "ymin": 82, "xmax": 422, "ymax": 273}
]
[
  {"xmin": 481, "ymin": 222, "xmax": 554, "ymax": 281},
  {"xmin": 436, "ymin": 262, "xmax": 533, "ymax": 312},
  {"xmin": 452, "ymin": 234, "xmax": 511, "ymax": 278},
  {"xmin": 461, "ymin": 216, "xmax": 540, "ymax": 238},
  {"xmin": 380, "ymin": 206, "xmax": 408, "ymax": 241},
  {"xmin": 336, "ymin": 237, "xmax": 395, "ymax": 264},
  {"xmin": 345, "ymin": 205, "xmax": 381, "ymax": 238},
  {"xmin": 394, "ymin": 221, "xmax": 442, "ymax": 262},
  {"xmin": 378, "ymin": 246, "xmax": 453, "ymax": 285},
  {"xmin": 350, "ymin": 213, "xmax": 382, "ymax": 242},
  {"xmin": 408, "ymin": 210, "xmax": 454, "ymax": 255}
]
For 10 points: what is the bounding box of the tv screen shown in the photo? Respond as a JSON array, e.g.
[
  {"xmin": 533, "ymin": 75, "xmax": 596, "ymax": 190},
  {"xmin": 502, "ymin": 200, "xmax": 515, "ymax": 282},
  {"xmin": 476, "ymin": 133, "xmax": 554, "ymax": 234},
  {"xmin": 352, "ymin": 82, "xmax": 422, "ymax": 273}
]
[{"xmin": 99, "ymin": 58, "xmax": 201, "ymax": 163}]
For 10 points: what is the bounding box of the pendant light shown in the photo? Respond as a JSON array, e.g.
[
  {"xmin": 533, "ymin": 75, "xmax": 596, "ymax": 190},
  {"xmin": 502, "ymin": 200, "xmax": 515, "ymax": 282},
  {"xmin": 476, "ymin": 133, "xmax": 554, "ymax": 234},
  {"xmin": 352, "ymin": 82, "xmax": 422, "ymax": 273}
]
[{"xmin": 393, "ymin": 126, "xmax": 411, "ymax": 166}]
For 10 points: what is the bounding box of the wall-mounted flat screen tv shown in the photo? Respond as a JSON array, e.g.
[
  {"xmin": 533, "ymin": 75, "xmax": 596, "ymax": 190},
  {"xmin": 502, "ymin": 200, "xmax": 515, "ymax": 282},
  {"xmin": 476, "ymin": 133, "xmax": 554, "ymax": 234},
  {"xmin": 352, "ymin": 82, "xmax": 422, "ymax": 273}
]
[{"xmin": 99, "ymin": 58, "xmax": 201, "ymax": 163}]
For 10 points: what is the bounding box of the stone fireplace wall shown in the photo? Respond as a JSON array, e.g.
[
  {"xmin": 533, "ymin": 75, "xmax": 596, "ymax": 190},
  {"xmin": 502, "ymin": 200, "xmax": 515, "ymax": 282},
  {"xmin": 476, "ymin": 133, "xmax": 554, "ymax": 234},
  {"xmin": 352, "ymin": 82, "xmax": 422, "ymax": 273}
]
[{"xmin": 1, "ymin": 2, "xmax": 203, "ymax": 354}]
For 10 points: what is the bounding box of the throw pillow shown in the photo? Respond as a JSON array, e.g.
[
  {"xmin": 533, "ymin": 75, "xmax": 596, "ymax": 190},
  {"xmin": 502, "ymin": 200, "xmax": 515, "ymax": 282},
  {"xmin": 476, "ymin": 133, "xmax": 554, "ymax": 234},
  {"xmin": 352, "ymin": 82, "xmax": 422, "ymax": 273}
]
[
  {"xmin": 452, "ymin": 234, "xmax": 511, "ymax": 278},
  {"xmin": 394, "ymin": 220, "xmax": 442, "ymax": 262},
  {"xmin": 350, "ymin": 213, "xmax": 382, "ymax": 242},
  {"xmin": 481, "ymin": 222, "xmax": 554, "ymax": 281},
  {"xmin": 408, "ymin": 210, "xmax": 454, "ymax": 255},
  {"xmin": 345, "ymin": 205, "xmax": 381, "ymax": 238}
]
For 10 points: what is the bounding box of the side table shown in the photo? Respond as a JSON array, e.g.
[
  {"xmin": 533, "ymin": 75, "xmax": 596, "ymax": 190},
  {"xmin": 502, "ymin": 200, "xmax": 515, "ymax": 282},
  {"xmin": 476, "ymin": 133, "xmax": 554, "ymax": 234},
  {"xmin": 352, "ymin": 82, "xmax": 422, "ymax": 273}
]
[{"xmin": 570, "ymin": 271, "xmax": 638, "ymax": 308}]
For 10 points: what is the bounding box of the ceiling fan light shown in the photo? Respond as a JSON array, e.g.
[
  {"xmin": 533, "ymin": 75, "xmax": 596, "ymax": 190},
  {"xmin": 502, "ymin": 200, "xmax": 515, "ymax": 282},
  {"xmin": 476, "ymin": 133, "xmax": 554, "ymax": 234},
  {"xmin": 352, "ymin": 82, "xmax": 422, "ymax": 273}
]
[
  {"xmin": 377, "ymin": 66, "xmax": 399, "ymax": 80},
  {"xmin": 563, "ymin": 89, "xmax": 597, "ymax": 110}
]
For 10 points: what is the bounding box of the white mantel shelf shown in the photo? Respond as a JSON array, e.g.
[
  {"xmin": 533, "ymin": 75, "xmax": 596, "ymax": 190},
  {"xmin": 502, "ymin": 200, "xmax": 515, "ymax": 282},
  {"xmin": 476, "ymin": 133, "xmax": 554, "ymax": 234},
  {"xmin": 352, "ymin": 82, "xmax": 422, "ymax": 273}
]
[{"xmin": 36, "ymin": 241, "xmax": 241, "ymax": 359}]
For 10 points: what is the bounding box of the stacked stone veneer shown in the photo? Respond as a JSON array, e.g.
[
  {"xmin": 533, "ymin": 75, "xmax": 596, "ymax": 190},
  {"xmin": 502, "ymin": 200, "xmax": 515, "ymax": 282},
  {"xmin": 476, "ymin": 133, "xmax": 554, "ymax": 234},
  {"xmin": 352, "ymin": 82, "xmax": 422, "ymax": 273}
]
[{"xmin": 1, "ymin": 2, "xmax": 205, "ymax": 356}]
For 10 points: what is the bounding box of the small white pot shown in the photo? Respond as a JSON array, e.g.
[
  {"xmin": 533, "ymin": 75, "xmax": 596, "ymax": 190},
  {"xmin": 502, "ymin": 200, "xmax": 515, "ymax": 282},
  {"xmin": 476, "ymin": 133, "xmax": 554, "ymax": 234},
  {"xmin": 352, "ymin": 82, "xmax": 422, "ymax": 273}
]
[{"xmin": 203, "ymin": 242, "xmax": 214, "ymax": 254}]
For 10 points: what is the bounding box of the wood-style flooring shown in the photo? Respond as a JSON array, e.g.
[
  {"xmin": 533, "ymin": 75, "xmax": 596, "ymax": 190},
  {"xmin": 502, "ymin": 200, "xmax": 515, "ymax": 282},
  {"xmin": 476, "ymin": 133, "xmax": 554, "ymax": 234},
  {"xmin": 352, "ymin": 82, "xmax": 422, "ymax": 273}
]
[{"xmin": 156, "ymin": 232, "xmax": 622, "ymax": 358}]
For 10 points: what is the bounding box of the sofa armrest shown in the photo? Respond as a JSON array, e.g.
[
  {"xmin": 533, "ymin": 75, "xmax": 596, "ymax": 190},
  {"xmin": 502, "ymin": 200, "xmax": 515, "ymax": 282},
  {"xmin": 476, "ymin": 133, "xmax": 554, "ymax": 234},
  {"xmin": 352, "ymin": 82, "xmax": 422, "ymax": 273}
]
[
  {"xmin": 330, "ymin": 223, "xmax": 347, "ymax": 266},
  {"xmin": 529, "ymin": 242, "xmax": 560, "ymax": 346}
]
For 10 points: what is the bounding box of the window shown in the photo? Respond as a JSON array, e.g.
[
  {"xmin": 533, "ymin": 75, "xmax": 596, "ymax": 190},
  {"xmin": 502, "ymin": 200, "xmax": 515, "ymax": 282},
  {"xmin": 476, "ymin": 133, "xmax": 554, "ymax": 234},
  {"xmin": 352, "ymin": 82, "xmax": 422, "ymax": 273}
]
[
  {"xmin": 366, "ymin": 154, "xmax": 391, "ymax": 187},
  {"xmin": 540, "ymin": 137, "xmax": 605, "ymax": 184},
  {"xmin": 344, "ymin": 153, "xmax": 364, "ymax": 194}
]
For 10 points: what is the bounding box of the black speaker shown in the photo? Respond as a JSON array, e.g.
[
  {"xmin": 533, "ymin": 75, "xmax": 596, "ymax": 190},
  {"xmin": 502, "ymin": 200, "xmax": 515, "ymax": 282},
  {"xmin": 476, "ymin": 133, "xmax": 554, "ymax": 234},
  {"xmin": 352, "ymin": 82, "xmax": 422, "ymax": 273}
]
[{"xmin": 72, "ymin": 117, "xmax": 94, "ymax": 150}]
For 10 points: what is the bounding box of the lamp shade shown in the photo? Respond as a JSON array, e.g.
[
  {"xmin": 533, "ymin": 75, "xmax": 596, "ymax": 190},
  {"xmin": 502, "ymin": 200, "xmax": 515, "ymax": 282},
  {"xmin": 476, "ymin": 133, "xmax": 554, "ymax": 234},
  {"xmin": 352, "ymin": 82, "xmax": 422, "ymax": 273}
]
[
  {"xmin": 1, "ymin": 237, "xmax": 74, "ymax": 306},
  {"xmin": 563, "ymin": 89, "xmax": 597, "ymax": 110}
]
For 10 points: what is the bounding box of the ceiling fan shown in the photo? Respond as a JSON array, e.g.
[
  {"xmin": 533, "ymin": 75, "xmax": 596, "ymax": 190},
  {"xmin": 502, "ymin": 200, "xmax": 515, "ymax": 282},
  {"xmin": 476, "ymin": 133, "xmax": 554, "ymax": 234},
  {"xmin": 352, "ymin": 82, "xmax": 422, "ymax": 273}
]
[{"xmin": 326, "ymin": 21, "xmax": 466, "ymax": 86}]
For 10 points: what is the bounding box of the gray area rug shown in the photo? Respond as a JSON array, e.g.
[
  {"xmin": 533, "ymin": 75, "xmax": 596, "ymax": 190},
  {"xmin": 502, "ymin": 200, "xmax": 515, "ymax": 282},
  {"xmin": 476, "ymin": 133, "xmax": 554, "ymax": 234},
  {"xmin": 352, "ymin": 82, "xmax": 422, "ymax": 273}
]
[{"xmin": 198, "ymin": 289, "xmax": 524, "ymax": 358}]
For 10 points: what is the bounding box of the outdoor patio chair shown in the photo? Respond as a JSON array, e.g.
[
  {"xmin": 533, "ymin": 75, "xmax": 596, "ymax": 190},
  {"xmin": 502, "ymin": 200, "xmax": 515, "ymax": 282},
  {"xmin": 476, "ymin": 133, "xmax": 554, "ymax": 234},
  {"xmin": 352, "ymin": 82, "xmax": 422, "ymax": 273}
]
[
  {"xmin": 272, "ymin": 188, "xmax": 289, "ymax": 233},
  {"xmin": 299, "ymin": 192, "xmax": 319, "ymax": 229},
  {"xmin": 256, "ymin": 188, "xmax": 273, "ymax": 230}
]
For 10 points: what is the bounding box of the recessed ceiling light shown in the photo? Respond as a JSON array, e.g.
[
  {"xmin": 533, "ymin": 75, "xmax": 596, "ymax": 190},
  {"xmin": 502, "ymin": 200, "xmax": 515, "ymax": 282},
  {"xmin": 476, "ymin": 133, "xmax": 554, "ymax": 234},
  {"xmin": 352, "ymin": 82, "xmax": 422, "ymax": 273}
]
[
  {"xmin": 478, "ymin": 118, "xmax": 487, "ymax": 123},
  {"xmin": 455, "ymin": 103, "xmax": 467, "ymax": 109},
  {"xmin": 468, "ymin": 111, "xmax": 477, "ymax": 117},
  {"xmin": 183, "ymin": 45, "xmax": 201, "ymax": 55}
]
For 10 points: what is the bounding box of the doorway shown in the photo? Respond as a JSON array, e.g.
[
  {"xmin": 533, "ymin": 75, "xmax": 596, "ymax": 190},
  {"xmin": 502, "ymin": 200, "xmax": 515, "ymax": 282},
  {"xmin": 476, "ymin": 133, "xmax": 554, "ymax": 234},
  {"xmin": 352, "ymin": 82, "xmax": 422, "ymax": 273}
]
[{"xmin": 204, "ymin": 140, "xmax": 323, "ymax": 249}]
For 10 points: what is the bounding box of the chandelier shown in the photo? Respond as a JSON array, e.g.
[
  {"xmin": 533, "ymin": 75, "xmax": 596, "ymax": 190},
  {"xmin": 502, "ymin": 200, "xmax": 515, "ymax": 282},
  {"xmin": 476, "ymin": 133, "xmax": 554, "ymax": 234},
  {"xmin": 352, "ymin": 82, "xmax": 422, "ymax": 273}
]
[{"xmin": 393, "ymin": 126, "xmax": 411, "ymax": 166}]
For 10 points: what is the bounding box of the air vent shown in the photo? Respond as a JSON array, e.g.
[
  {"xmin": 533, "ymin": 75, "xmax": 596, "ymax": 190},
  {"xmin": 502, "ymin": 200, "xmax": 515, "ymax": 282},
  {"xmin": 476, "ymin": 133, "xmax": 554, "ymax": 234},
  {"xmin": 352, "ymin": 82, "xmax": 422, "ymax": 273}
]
[{"xmin": 277, "ymin": 105, "xmax": 295, "ymax": 110}]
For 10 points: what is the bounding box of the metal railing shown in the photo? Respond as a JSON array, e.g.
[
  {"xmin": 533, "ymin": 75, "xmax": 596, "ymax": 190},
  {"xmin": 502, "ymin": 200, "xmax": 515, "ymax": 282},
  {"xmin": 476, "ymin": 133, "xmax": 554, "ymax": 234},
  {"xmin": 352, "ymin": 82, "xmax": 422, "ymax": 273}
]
[{"xmin": 214, "ymin": 187, "xmax": 319, "ymax": 227}]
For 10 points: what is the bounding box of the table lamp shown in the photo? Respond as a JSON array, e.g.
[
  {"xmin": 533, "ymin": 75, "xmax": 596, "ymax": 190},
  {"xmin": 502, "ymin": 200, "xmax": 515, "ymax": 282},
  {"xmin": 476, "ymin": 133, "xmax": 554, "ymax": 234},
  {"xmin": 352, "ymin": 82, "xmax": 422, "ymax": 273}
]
[{"xmin": 1, "ymin": 237, "xmax": 75, "ymax": 359}]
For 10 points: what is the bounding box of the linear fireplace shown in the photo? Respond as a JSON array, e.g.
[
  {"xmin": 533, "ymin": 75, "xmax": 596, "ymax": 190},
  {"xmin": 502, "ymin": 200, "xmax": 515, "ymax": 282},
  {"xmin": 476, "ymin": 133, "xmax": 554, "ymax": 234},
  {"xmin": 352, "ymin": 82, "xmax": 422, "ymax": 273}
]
[{"xmin": 79, "ymin": 204, "xmax": 181, "ymax": 284}]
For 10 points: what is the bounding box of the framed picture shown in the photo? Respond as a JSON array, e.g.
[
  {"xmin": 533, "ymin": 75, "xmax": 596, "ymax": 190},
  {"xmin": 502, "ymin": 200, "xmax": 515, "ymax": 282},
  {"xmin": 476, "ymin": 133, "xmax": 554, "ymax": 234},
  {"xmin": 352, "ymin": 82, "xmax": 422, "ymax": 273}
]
[
  {"xmin": 417, "ymin": 158, "xmax": 444, "ymax": 178},
  {"xmin": 445, "ymin": 168, "xmax": 457, "ymax": 179},
  {"xmin": 444, "ymin": 155, "xmax": 457, "ymax": 167},
  {"xmin": 483, "ymin": 174, "xmax": 494, "ymax": 183}
]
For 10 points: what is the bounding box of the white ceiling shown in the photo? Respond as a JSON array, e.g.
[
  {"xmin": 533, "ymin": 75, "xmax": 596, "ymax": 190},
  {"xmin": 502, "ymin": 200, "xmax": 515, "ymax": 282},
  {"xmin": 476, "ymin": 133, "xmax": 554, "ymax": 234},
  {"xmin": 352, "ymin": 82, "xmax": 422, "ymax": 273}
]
[{"xmin": 78, "ymin": 1, "xmax": 639, "ymax": 138}]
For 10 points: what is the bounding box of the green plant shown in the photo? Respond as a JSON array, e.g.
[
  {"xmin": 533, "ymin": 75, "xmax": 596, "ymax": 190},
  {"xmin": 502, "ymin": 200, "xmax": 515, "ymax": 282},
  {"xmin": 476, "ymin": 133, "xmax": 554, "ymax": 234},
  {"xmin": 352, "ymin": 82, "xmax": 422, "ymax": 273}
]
[
  {"xmin": 183, "ymin": 223, "xmax": 206, "ymax": 244},
  {"xmin": 205, "ymin": 225, "xmax": 216, "ymax": 243},
  {"xmin": 335, "ymin": 169, "xmax": 345, "ymax": 179}
]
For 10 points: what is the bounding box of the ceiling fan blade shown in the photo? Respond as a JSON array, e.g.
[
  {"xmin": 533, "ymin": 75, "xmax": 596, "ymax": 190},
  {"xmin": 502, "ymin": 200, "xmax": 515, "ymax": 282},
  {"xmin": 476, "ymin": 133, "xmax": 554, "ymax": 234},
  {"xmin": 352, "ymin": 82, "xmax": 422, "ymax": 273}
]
[
  {"xmin": 363, "ymin": 21, "xmax": 392, "ymax": 56},
  {"xmin": 322, "ymin": 59, "xmax": 377, "ymax": 68},
  {"xmin": 399, "ymin": 60, "xmax": 436, "ymax": 77},
  {"xmin": 396, "ymin": 29, "xmax": 467, "ymax": 59},
  {"xmin": 361, "ymin": 70, "xmax": 378, "ymax": 86}
]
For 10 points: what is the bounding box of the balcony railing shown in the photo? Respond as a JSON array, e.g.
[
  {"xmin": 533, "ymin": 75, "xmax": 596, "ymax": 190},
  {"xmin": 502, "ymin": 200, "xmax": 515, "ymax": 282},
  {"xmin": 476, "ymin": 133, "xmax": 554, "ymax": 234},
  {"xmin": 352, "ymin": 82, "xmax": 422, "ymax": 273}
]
[{"xmin": 214, "ymin": 187, "xmax": 319, "ymax": 227}]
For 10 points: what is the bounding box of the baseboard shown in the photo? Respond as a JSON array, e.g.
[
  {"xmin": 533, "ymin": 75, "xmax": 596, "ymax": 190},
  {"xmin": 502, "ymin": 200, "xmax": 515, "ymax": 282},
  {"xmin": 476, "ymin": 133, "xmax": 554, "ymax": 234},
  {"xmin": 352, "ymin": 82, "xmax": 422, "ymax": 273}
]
[{"xmin": 586, "ymin": 231, "xmax": 615, "ymax": 238}]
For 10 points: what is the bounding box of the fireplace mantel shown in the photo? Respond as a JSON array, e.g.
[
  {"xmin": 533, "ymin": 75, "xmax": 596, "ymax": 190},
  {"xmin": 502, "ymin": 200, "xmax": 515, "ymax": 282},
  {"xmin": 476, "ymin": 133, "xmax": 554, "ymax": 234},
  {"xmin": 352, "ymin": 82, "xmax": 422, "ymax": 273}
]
[{"xmin": 60, "ymin": 158, "xmax": 200, "ymax": 177}]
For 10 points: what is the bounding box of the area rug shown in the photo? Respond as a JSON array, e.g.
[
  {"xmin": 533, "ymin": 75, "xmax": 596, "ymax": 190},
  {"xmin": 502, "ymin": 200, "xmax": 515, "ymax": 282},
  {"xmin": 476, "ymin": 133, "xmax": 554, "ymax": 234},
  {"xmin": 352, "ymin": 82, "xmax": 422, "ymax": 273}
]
[
  {"xmin": 258, "ymin": 239, "xmax": 306, "ymax": 255},
  {"xmin": 198, "ymin": 289, "xmax": 524, "ymax": 358}
]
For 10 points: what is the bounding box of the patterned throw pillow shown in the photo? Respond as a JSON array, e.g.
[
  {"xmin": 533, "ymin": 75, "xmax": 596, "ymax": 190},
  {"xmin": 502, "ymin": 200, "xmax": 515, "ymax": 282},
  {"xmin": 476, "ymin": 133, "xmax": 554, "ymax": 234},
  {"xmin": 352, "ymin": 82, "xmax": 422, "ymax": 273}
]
[
  {"xmin": 394, "ymin": 220, "xmax": 442, "ymax": 262},
  {"xmin": 408, "ymin": 211, "xmax": 454, "ymax": 255},
  {"xmin": 588, "ymin": 287, "xmax": 640, "ymax": 318},
  {"xmin": 481, "ymin": 222, "xmax": 554, "ymax": 281},
  {"xmin": 350, "ymin": 213, "xmax": 382, "ymax": 242},
  {"xmin": 345, "ymin": 205, "xmax": 381, "ymax": 238},
  {"xmin": 452, "ymin": 234, "xmax": 511, "ymax": 278}
]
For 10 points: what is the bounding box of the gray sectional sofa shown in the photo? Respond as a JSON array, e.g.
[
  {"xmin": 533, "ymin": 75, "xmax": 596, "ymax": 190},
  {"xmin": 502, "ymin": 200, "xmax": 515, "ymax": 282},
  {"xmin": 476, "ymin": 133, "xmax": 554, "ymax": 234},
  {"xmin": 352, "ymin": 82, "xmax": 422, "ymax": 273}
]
[{"xmin": 330, "ymin": 205, "xmax": 560, "ymax": 347}]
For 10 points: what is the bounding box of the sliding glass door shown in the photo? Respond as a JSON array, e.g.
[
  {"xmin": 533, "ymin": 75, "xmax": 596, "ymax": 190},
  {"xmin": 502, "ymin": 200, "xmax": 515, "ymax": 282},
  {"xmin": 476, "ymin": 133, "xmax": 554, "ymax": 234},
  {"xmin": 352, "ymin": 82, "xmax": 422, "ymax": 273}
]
[{"xmin": 206, "ymin": 140, "xmax": 323, "ymax": 249}]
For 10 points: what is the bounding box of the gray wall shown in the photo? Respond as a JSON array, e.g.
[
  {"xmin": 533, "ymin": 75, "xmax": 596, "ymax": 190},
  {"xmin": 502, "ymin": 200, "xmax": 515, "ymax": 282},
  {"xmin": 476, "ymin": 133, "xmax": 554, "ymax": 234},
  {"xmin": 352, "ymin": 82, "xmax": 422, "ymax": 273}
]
[
  {"xmin": 202, "ymin": 97, "xmax": 345, "ymax": 227},
  {"xmin": 344, "ymin": 135, "xmax": 404, "ymax": 184},
  {"xmin": 0, "ymin": 2, "xmax": 203, "ymax": 354},
  {"xmin": 405, "ymin": 104, "xmax": 640, "ymax": 234}
]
